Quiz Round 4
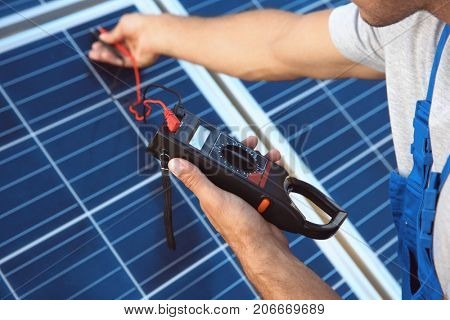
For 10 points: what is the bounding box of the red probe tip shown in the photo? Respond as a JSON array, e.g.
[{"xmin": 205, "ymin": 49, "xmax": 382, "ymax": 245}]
[{"xmin": 164, "ymin": 109, "xmax": 181, "ymax": 132}]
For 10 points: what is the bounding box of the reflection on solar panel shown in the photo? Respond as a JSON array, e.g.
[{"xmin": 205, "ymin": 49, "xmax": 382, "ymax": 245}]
[
  {"xmin": 0, "ymin": 0, "xmax": 361, "ymax": 300},
  {"xmin": 164, "ymin": 0, "xmax": 401, "ymax": 295}
]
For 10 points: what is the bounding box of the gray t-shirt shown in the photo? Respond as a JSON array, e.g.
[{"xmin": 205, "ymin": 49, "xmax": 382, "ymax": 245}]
[{"xmin": 329, "ymin": 4, "xmax": 449, "ymax": 298}]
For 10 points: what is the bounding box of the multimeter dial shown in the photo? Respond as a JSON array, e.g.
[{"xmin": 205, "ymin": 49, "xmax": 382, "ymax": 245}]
[{"xmin": 221, "ymin": 144, "xmax": 257, "ymax": 173}]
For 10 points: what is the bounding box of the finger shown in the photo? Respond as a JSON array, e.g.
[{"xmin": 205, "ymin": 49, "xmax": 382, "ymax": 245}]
[
  {"xmin": 265, "ymin": 149, "xmax": 281, "ymax": 162},
  {"xmin": 89, "ymin": 46, "xmax": 123, "ymax": 66},
  {"xmin": 241, "ymin": 136, "xmax": 258, "ymax": 149},
  {"xmin": 168, "ymin": 158, "xmax": 221, "ymax": 202},
  {"xmin": 99, "ymin": 22, "xmax": 125, "ymax": 44}
]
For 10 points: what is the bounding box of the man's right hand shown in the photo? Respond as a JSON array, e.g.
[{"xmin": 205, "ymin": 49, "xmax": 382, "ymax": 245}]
[
  {"xmin": 89, "ymin": 9, "xmax": 383, "ymax": 81},
  {"xmin": 88, "ymin": 13, "xmax": 161, "ymax": 68}
]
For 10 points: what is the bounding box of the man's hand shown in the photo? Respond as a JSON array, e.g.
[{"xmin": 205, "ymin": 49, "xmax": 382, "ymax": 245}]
[
  {"xmin": 168, "ymin": 136, "xmax": 288, "ymax": 252},
  {"xmin": 89, "ymin": 13, "xmax": 161, "ymax": 67},
  {"xmin": 88, "ymin": 10, "xmax": 383, "ymax": 80},
  {"xmin": 169, "ymin": 136, "xmax": 339, "ymax": 300}
]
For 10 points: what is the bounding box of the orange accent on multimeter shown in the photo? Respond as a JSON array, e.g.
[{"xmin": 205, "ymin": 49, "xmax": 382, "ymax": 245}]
[{"xmin": 257, "ymin": 197, "xmax": 271, "ymax": 214}]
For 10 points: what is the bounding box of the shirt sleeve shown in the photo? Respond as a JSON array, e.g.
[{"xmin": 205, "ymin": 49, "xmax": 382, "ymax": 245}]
[{"xmin": 328, "ymin": 3, "xmax": 386, "ymax": 73}]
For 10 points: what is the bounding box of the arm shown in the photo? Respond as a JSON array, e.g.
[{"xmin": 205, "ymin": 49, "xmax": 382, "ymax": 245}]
[
  {"xmin": 89, "ymin": 10, "xmax": 383, "ymax": 81},
  {"xmin": 167, "ymin": 137, "xmax": 339, "ymax": 300}
]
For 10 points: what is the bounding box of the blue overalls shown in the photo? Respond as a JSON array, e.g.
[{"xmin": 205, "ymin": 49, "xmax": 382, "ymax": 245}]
[{"xmin": 388, "ymin": 24, "xmax": 449, "ymax": 300}]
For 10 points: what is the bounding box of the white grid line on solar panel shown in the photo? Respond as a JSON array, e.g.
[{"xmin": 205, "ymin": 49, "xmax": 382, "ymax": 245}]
[
  {"xmin": 0, "ymin": 85, "xmax": 148, "ymax": 298},
  {"xmin": 291, "ymin": 0, "xmax": 335, "ymax": 13},
  {"xmin": 320, "ymin": 84, "xmax": 394, "ymax": 171},
  {"xmin": 3, "ymin": 197, "xmax": 177, "ymax": 298},
  {"xmin": 263, "ymin": 80, "xmax": 332, "ymax": 117},
  {"xmin": 250, "ymin": 0, "xmax": 263, "ymax": 9},
  {"xmin": 257, "ymin": 79, "xmax": 316, "ymax": 109},
  {"xmin": 168, "ymin": 247, "xmax": 352, "ymax": 300},
  {"xmin": 0, "ymin": 94, "xmax": 213, "ymax": 257},
  {"xmin": 3, "ymin": 183, "xmax": 344, "ymax": 301},
  {"xmin": 115, "ymin": 287, "xmax": 137, "ymax": 300},
  {"xmin": 0, "ymin": 116, "xmax": 136, "ymax": 218},
  {"xmin": 144, "ymin": 243, "xmax": 228, "ymax": 299},
  {"xmin": 0, "ymin": 268, "xmax": 19, "ymax": 299},
  {"xmin": 17, "ymin": 226, "xmax": 215, "ymax": 299},
  {"xmin": 0, "ymin": 82, "xmax": 212, "ymax": 262},
  {"xmin": 15, "ymin": 73, "xmax": 89, "ymax": 106},
  {"xmin": 279, "ymin": 82, "xmax": 390, "ymax": 169},
  {"xmin": 327, "ymin": 146, "xmax": 393, "ymax": 195},
  {"xmin": 69, "ymin": 13, "xmax": 125, "ymax": 39},
  {"xmin": 4, "ymin": 187, "xmax": 187, "ymax": 279},
  {"xmin": 0, "ymin": 166, "xmax": 160, "ymax": 265},
  {"xmin": 185, "ymin": 0, "xmax": 334, "ymax": 15},
  {"xmin": 318, "ymin": 132, "xmax": 392, "ymax": 182},
  {"xmin": 369, "ymin": 223, "xmax": 395, "ymax": 247},
  {"xmin": 301, "ymin": 110, "xmax": 389, "ymax": 177},
  {"xmin": 0, "ymin": 64, "xmax": 184, "ymax": 155},
  {"xmin": 171, "ymin": 183, "xmax": 352, "ymax": 296},
  {"xmin": 0, "ymin": 70, "xmax": 195, "ymax": 181},
  {"xmin": 3, "ymin": 55, "xmax": 80, "ymax": 87},
  {"xmin": 155, "ymin": 244, "xmax": 351, "ymax": 300},
  {"xmin": 0, "ymin": 107, "xmax": 392, "ymax": 280},
  {"xmin": 285, "ymin": 91, "xmax": 385, "ymax": 146},
  {"xmin": 212, "ymin": 276, "xmax": 243, "ymax": 300},
  {"xmin": 19, "ymin": 245, "xmax": 111, "ymax": 299},
  {"xmin": 0, "ymin": 7, "xmax": 356, "ymax": 300},
  {"xmin": 269, "ymin": 79, "xmax": 355, "ymax": 124},
  {"xmin": 67, "ymin": 266, "xmax": 123, "ymax": 300},
  {"xmin": 66, "ymin": 25, "xmax": 260, "ymax": 298},
  {"xmin": 142, "ymin": 239, "xmax": 346, "ymax": 299},
  {"xmin": 341, "ymin": 289, "xmax": 353, "ymax": 299},
  {"xmin": 1, "ymin": 189, "xmax": 227, "ymax": 298},
  {"xmin": 3, "ymin": 205, "xmax": 353, "ymax": 301}
]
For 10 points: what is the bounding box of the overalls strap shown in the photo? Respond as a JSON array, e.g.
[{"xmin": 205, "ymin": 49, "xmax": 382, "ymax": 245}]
[
  {"xmin": 410, "ymin": 25, "xmax": 449, "ymax": 187},
  {"xmin": 426, "ymin": 25, "xmax": 449, "ymax": 102},
  {"xmin": 392, "ymin": 24, "xmax": 449, "ymax": 300}
]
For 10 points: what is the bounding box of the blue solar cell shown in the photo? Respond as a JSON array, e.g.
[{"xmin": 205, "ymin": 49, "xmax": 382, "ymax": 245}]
[{"xmin": 174, "ymin": 0, "xmax": 401, "ymax": 285}]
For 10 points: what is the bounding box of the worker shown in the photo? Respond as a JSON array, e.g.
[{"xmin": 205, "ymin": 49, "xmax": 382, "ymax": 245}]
[{"xmin": 89, "ymin": 0, "xmax": 449, "ymax": 299}]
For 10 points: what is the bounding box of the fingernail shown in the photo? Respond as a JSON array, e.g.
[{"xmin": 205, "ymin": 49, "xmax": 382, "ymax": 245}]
[
  {"xmin": 99, "ymin": 33, "xmax": 107, "ymax": 41},
  {"xmin": 168, "ymin": 159, "xmax": 181, "ymax": 176}
]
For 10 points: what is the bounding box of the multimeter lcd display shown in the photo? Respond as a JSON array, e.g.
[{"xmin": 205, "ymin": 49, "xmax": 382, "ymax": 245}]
[{"xmin": 189, "ymin": 125, "xmax": 211, "ymax": 150}]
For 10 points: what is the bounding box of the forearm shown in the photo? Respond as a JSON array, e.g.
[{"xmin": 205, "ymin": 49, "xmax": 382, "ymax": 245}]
[
  {"xmin": 150, "ymin": 10, "xmax": 296, "ymax": 80},
  {"xmin": 151, "ymin": 10, "xmax": 382, "ymax": 81},
  {"xmin": 233, "ymin": 235, "xmax": 340, "ymax": 299}
]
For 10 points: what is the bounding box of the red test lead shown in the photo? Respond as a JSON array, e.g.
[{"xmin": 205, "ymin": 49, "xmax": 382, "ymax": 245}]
[{"xmin": 96, "ymin": 27, "xmax": 180, "ymax": 132}]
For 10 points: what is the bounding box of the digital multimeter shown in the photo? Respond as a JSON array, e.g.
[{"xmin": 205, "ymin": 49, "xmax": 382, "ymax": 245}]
[{"xmin": 148, "ymin": 105, "xmax": 347, "ymax": 248}]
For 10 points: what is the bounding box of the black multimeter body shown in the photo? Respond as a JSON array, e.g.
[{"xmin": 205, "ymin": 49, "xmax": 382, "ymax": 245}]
[{"xmin": 148, "ymin": 105, "xmax": 347, "ymax": 240}]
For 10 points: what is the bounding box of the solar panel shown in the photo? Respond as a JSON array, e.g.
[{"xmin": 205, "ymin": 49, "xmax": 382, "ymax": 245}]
[
  {"xmin": 2, "ymin": 0, "xmax": 84, "ymax": 16},
  {"xmin": 0, "ymin": 0, "xmax": 44, "ymax": 18},
  {"xmin": 0, "ymin": 0, "xmax": 258, "ymax": 300},
  {"xmin": 0, "ymin": 0, "xmax": 80, "ymax": 22},
  {"xmin": 162, "ymin": 0, "xmax": 401, "ymax": 297},
  {"xmin": 0, "ymin": 0, "xmax": 362, "ymax": 300}
]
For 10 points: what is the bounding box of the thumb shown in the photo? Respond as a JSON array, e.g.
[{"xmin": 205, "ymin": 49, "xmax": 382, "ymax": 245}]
[
  {"xmin": 168, "ymin": 158, "xmax": 218, "ymax": 199},
  {"xmin": 99, "ymin": 25, "xmax": 124, "ymax": 44}
]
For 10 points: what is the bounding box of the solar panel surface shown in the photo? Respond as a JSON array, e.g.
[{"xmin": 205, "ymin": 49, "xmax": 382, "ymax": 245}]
[
  {"xmin": 0, "ymin": 0, "xmax": 57, "ymax": 18},
  {"xmin": 0, "ymin": 0, "xmax": 357, "ymax": 299},
  {"xmin": 173, "ymin": 0, "xmax": 402, "ymax": 284}
]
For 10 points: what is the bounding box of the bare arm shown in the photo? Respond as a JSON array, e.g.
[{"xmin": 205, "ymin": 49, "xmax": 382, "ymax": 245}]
[
  {"xmin": 166, "ymin": 137, "xmax": 339, "ymax": 300},
  {"xmin": 90, "ymin": 10, "xmax": 384, "ymax": 81}
]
